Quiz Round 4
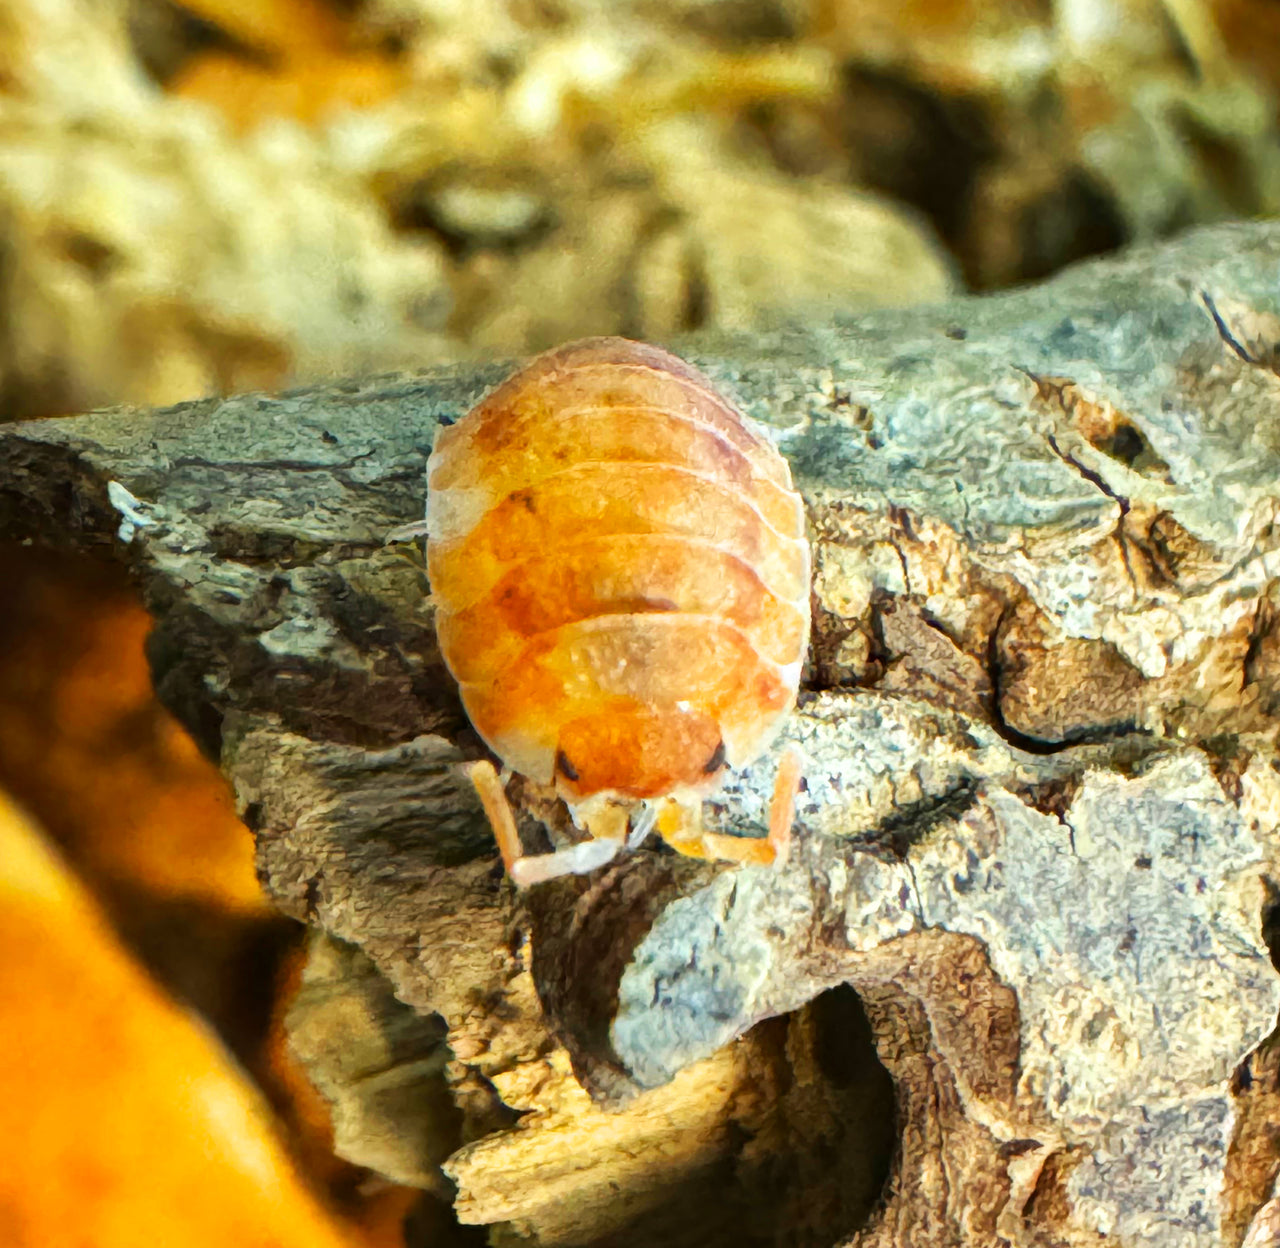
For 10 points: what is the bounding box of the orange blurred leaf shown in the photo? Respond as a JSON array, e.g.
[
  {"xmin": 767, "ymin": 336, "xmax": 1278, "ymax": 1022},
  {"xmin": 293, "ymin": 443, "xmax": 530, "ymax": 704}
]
[
  {"xmin": 175, "ymin": 0, "xmax": 348, "ymax": 56},
  {"xmin": 0, "ymin": 552, "xmax": 267, "ymax": 917},
  {"xmin": 0, "ymin": 791, "xmax": 361, "ymax": 1248},
  {"xmin": 171, "ymin": 48, "xmax": 407, "ymax": 129}
]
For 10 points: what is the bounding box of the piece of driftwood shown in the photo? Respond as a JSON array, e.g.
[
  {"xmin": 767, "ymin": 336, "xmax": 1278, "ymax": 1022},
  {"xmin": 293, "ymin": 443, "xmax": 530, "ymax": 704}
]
[{"xmin": 4, "ymin": 222, "xmax": 1280, "ymax": 1248}]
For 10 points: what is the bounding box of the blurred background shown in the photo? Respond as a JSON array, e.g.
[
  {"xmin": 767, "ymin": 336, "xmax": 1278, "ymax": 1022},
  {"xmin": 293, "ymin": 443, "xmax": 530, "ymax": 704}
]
[{"xmin": 2, "ymin": 1, "xmax": 1279, "ymax": 1244}]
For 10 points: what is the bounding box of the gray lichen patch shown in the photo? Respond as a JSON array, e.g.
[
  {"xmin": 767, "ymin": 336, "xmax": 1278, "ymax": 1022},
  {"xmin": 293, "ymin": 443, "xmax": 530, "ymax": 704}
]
[{"xmin": 921, "ymin": 757, "xmax": 1277, "ymax": 1246}]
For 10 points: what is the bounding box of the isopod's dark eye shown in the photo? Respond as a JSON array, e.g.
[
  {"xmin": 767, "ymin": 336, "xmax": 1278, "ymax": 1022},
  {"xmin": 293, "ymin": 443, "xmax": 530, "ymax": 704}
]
[
  {"xmin": 702, "ymin": 740, "xmax": 727, "ymax": 774},
  {"xmin": 556, "ymin": 750, "xmax": 580, "ymax": 782}
]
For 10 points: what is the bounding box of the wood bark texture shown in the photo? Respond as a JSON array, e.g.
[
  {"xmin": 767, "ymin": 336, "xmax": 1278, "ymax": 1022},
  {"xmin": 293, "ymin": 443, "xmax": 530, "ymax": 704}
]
[{"xmin": 4, "ymin": 222, "xmax": 1280, "ymax": 1248}]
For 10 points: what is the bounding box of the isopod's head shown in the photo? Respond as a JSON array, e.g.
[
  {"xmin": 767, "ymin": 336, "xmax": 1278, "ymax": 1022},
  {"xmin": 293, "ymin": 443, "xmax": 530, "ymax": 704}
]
[{"xmin": 552, "ymin": 702, "xmax": 728, "ymax": 805}]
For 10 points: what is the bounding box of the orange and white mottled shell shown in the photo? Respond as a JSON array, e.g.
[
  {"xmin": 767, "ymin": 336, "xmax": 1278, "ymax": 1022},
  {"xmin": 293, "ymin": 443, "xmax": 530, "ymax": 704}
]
[{"xmin": 426, "ymin": 337, "xmax": 810, "ymax": 808}]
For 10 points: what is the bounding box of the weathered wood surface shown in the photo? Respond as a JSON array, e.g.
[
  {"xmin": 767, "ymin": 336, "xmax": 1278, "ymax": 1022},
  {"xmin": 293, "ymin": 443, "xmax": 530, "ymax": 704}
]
[{"xmin": 5, "ymin": 222, "xmax": 1280, "ymax": 1247}]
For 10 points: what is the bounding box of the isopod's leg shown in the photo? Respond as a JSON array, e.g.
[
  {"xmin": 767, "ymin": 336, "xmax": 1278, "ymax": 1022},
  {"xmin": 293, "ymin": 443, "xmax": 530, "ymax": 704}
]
[
  {"xmin": 385, "ymin": 518, "xmax": 431, "ymax": 544},
  {"xmin": 384, "ymin": 518, "xmax": 432, "ymax": 579},
  {"xmin": 627, "ymin": 802, "xmax": 659, "ymax": 850}
]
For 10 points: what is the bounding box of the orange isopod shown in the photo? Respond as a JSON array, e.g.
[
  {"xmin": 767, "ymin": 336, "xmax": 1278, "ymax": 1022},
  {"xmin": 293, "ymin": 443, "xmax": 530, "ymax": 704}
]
[{"xmin": 425, "ymin": 337, "xmax": 810, "ymax": 886}]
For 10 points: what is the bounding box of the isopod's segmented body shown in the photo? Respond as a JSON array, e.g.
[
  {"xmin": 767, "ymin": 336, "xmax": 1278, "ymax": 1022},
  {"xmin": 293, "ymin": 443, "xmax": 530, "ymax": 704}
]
[{"xmin": 426, "ymin": 337, "xmax": 810, "ymax": 884}]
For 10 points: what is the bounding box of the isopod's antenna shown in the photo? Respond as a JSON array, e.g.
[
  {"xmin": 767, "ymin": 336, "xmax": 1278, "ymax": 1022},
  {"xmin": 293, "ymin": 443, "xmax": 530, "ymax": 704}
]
[
  {"xmin": 466, "ymin": 759, "xmax": 625, "ymax": 888},
  {"xmin": 467, "ymin": 760, "xmax": 523, "ymax": 873},
  {"xmin": 655, "ymin": 744, "xmax": 802, "ymax": 867}
]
